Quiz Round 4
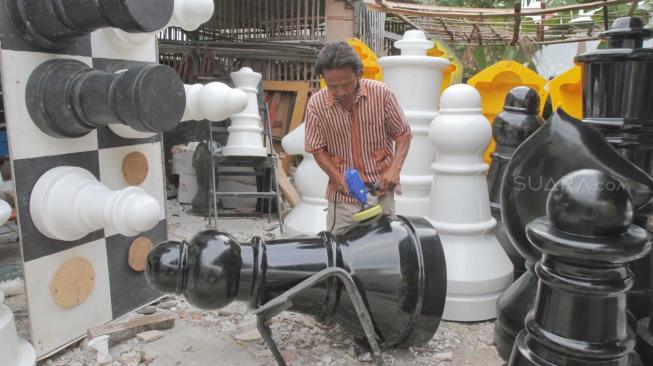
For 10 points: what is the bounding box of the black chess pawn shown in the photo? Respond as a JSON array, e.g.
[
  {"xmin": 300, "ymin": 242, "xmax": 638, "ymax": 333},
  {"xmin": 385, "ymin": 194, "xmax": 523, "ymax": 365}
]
[
  {"xmin": 5, "ymin": 0, "xmax": 173, "ymax": 49},
  {"xmin": 26, "ymin": 59, "xmax": 186, "ymax": 138},
  {"xmin": 576, "ymin": 16, "xmax": 653, "ymax": 319},
  {"xmin": 494, "ymin": 108, "xmax": 653, "ymax": 361},
  {"xmin": 509, "ymin": 169, "xmax": 651, "ymax": 366},
  {"xmin": 488, "ymin": 86, "xmax": 543, "ymax": 280}
]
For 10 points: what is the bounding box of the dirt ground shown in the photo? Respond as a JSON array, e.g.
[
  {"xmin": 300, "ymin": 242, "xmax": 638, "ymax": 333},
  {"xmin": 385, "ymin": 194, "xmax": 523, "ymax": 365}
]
[{"xmin": 3, "ymin": 200, "xmax": 504, "ymax": 366}]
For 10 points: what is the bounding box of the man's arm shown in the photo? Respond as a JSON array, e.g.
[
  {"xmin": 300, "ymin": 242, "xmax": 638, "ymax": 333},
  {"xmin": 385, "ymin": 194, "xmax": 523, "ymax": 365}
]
[{"xmin": 313, "ymin": 149, "xmax": 348, "ymax": 195}]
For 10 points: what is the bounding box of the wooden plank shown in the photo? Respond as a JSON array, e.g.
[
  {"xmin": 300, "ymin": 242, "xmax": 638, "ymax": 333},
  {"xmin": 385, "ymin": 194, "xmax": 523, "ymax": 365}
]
[
  {"xmin": 276, "ymin": 158, "xmax": 301, "ymax": 208},
  {"xmin": 87, "ymin": 312, "xmax": 176, "ymax": 346}
]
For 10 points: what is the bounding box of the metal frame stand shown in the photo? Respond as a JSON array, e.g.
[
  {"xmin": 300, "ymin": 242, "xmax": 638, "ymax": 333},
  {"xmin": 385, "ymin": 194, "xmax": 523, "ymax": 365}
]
[{"xmin": 253, "ymin": 267, "xmax": 382, "ymax": 366}]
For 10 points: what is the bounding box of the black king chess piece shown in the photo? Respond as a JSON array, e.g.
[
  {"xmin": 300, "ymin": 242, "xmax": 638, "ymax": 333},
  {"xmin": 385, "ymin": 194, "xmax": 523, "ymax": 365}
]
[
  {"xmin": 25, "ymin": 59, "xmax": 186, "ymax": 138},
  {"xmin": 5, "ymin": 0, "xmax": 174, "ymax": 49},
  {"xmin": 509, "ymin": 169, "xmax": 651, "ymax": 366},
  {"xmin": 576, "ymin": 16, "xmax": 653, "ymax": 320},
  {"xmin": 487, "ymin": 86, "xmax": 543, "ymax": 280},
  {"xmin": 145, "ymin": 215, "xmax": 447, "ymax": 363}
]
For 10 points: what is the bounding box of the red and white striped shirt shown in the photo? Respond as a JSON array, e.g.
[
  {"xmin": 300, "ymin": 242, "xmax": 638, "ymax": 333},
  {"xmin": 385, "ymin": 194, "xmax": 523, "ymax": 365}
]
[{"xmin": 305, "ymin": 79, "xmax": 411, "ymax": 203}]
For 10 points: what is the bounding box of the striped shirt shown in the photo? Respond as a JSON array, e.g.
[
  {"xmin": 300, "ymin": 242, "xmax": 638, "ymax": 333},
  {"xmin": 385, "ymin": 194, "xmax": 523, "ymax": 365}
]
[{"xmin": 305, "ymin": 79, "xmax": 411, "ymax": 203}]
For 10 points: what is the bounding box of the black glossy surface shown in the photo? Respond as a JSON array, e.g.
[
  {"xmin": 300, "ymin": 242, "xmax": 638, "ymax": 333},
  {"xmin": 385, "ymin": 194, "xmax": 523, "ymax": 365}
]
[
  {"xmin": 508, "ymin": 169, "xmax": 650, "ymax": 366},
  {"xmin": 5, "ymin": 0, "xmax": 173, "ymax": 49},
  {"xmin": 25, "ymin": 59, "xmax": 186, "ymax": 138},
  {"xmin": 575, "ymin": 16, "xmax": 653, "ymax": 176},
  {"xmin": 488, "ymin": 86, "xmax": 543, "ymax": 279},
  {"xmin": 494, "ymin": 108, "xmax": 653, "ymax": 360},
  {"xmin": 576, "ymin": 16, "xmax": 653, "ymax": 321},
  {"xmin": 146, "ymin": 216, "xmax": 447, "ymax": 348}
]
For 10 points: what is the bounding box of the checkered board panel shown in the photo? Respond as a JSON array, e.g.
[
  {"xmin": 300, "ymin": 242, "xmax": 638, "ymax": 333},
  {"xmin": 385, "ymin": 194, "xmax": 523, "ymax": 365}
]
[{"xmin": 0, "ymin": 2, "xmax": 169, "ymax": 358}]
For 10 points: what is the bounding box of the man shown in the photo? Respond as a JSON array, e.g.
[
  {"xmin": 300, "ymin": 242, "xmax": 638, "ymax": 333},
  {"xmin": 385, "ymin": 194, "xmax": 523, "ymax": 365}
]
[{"xmin": 305, "ymin": 42, "xmax": 411, "ymax": 235}]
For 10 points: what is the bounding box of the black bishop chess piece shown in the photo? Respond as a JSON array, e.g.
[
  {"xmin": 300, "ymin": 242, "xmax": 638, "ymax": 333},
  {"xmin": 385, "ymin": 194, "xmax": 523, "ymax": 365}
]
[
  {"xmin": 493, "ymin": 108, "xmax": 653, "ymax": 361},
  {"xmin": 576, "ymin": 16, "xmax": 653, "ymax": 320},
  {"xmin": 5, "ymin": 0, "xmax": 173, "ymax": 49},
  {"xmin": 487, "ymin": 86, "xmax": 543, "ymax": 280},
  {"xmin": 26, "ymin": 59, "xmax": 186, "ymax": 138},
  {"xmin": 145, "ymin": 215, "xmax": 447, "ymax": 364},
  {"xmin": 508, "ymin": 169, "xmax": 651, "ymax": 366}
]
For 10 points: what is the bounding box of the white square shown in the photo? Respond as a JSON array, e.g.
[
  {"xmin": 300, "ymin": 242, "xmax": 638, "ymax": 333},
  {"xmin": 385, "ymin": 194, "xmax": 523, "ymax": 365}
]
[
  {"xmin": 23, "ymin": 239, "xmax": 113, "ymax": 357},
  {"xmin": 98, "ymin": 142, "xmax": 167, "ymax": 237},
  {"xmin": 0, "ymin": 50, "xmax": 98, "ymax": 160},
  {"xmin": 90, "ymin": 30, "xmax": 157, "ymax": 62}
]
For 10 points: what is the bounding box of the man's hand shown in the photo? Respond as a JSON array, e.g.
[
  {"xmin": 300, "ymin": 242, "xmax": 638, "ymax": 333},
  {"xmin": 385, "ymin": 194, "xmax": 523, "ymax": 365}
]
[
  {"xmin": 333, "ymin": 173, "xmax": 349, "ymax": 195},
  {"xmin": 377, "ymin": 167, "xmax": 400, "ymax": 196}
]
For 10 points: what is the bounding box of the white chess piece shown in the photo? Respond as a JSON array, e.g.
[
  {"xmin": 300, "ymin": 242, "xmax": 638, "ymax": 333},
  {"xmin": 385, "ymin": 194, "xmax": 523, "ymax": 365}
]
[
  {"xmin": 30, "ymin": 166, "xmax": 162, "ymax": 241},
  {"xmin": 378, "ymin": 30, "xmax": 449, "ymax": 217},
  {"xmin": 281, "ymin": 124, "xmax": 328, "ymax": 237},
  {"xmin": 182, "ymin": 82, "xmax": 248, "ymax": 122},
  {"xmin": 428, "ymin": 84, "xmax": 513, "ymax": 321},
  {"xmin": 221, "ymin": 67, "xmax": 267, "ymax": 157},
  {"xmin": 87, "ymin": 335, "xmax": 112, "ymax": 364},
  {"xmin": 104, "ymin": 0, "xmax": 215, "ymax": 47},
  {"xmin": 0, "ymin": 199, "xmax": 11, "ymax": 226},
  {"xmin": 0, "ymin": 289, "xmax": 36, "ymax": 366}
]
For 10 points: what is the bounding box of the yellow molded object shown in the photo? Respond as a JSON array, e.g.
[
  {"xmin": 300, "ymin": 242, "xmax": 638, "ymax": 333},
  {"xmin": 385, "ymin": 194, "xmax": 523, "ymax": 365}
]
[
  {"xmin": 548, "ymin": 65, "xmax": 582, "ymax": 120},
  {"xmin": 320, "ymin": 38, "xmax": 383, "ymax": 89},
  {"xmin": 427, "ymin": 40, "xmax": 463, "ymax": 92},
  {"xmin": 467, "ymin": 61, "xmax": 548, "ymax": 164},
  {"xmin": 353, "ymin": 204, "xmax": 383, "ymax": 222}
]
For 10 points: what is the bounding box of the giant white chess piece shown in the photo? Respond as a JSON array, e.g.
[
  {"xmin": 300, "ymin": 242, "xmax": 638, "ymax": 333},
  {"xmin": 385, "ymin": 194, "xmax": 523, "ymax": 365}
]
[
  {"xmin": 378, "ymin": 30, "xmax": 449, "ymax": 217},
  {"xmin": 428, "ymin": 84, "xmax": 513, "ymax": 321},
  {"xmin": 104, "ymin": 0, "xmax": 215, "ymax": 46},
  {"xmin": 30, "ymin": 166, "xmax": 162, "ymax": 241},
  {"xmin": 221, "ymin": 67, "xmax": 267, "ymax": 157},
  {"xmin": 281, "ymin": 124, "xmax": 328, "ymax": 237},
  {"xmin": 0, "ymin": 289, "xmax": 36, "ymax": 366}
]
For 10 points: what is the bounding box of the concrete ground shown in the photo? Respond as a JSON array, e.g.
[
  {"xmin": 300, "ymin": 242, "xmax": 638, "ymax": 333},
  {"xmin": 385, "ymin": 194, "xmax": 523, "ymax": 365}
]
[{"xmin": 3, "ymin": 200, "xmax": 504, "ymax": 366}]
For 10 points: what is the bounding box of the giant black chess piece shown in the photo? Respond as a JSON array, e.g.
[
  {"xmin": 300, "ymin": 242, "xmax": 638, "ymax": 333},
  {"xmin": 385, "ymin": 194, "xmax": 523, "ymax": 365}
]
[
  {"xmin": 5, "ymin": 0, "xmax": 173, "ymax": 49},
  {"xmin": 509, "ymin": 169, "xmax": 651, "ymax": 366},
  {"xmin": 26, "ymin": 59, "xmax": 186, "ymax": 138},
  {"xmin": 576, "ymin": 16, "xmax": 653, "ymax": 319},
  {"xmin": 494, "ymin": 108, "xmax": 653, "ymax": 361},
  {"xmin": 487, "ymin": 86, "xmax": 543, "ymax": 280},
  {"xmin": 145, "ymin": 215, "xmax": 447, "ymax": 350}
]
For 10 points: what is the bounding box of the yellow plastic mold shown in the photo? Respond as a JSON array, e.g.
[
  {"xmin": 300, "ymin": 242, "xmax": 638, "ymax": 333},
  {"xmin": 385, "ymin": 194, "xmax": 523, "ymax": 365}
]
[
  {"xmin": 467, "ymin": 61, "xmax": 548, "ymax": 163},
  {"xmin": 548, "ymin": 65, "xmax": 582, "ymax": 120},
  {"xmin": 427, "ymin": 39, "xmax": 463, "ymax": 92},
  {"xmin": 320, "ymin": 38, "xmax": 383, "ymax": 89}
]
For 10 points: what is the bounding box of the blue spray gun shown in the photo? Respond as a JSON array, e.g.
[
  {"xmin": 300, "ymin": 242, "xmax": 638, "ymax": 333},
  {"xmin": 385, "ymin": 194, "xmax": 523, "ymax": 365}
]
[{"xmin": 344, "ymin": 168, "xmax": 383, "ymax": 222}]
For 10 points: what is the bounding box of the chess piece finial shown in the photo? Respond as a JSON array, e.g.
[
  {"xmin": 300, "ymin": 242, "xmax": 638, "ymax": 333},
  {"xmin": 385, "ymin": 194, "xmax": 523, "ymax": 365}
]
[{"xmin": 182, "ymin": 82, "xmax": 248, "ymax": 122}]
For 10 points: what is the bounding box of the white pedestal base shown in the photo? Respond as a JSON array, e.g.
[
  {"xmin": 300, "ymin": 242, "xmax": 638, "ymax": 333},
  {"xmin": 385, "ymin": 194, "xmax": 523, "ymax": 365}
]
[
  {"xmin": 1, "ymin": 292, "xmax": 36, "ymax": 366},
  {"xmin": 221, "ymin": 145, "xmax": 267, "ymax": 157},
  {"xmin": 284, "ymin": 199, "xmax": 328, "ymax": 237},
  {"xmin": 438, "ymin": 233, "xmax": 514, "ymax": 321}
]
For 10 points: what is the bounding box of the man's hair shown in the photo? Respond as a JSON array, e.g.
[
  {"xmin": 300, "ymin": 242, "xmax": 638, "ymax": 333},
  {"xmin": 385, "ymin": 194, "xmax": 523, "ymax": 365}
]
[{"xmin": 315, "ymin": 42, "xmax": 363, "ymax": 77}]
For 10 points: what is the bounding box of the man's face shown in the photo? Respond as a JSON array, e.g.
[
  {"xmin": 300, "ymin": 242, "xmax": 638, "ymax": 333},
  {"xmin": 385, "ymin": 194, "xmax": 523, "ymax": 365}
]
[{"xmin": 323, "ymin": 67, "xmax": 360, "ymax": 104}]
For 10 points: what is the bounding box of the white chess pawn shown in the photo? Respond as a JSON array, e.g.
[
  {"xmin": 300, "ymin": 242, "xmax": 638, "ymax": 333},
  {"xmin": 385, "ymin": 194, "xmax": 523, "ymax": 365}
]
[
  {"xmin": 221, "ymin": 67, "xmax": 267, "ymax": 157},
  {"xmin": 30, "ymin": 166, "xmax": 162, "ymax": 241},
  {"xmin": 182, "ymin": 82, "xmax": 248, "ymax": 122},
  {"xmin": 104, "ymin": 0, "xmax": 215, "ymax": 47},
  {"xmin": 281, "ymin": 124, "xmax": 328, "ymax": 237},
  {"xmin": 0, "ymin": 289, "xmax": 36, "ymax": 366},
  {"xmin": 0, "ymin": 199, "xmax": 11, "ymax": 226},
  {"xmin": 428, "ymin": 84, "xmax": 513, "ymax": 322},
  {"xmin": 378, "ymin": 30, "xmax": 449, "ymax": 217}
]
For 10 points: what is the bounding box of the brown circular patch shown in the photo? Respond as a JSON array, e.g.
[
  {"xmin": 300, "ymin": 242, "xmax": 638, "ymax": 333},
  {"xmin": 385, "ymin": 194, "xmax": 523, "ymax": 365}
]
[
  {"xmin": 122, "ymin": 151, "xmax": 149, "ymax": 186},
  {"xmin": 128, "ymin": 237, "xmax": 154, "ymax": 272},
  {"xmin": 50, "ymin": 257, "xmax": 95, "ymax": 309}
]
